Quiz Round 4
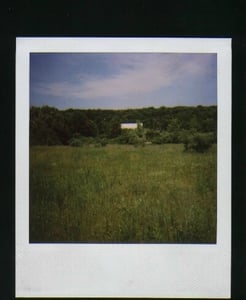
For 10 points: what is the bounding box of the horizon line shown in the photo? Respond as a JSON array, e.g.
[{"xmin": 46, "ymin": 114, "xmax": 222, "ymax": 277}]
[{"xmin": 30, "ymin": 104, "xmax": 217, "ymax": 111}]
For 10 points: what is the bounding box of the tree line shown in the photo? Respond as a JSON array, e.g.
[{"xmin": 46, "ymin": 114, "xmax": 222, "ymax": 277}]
[{"xmin": 30, "ymin": 105, "xmax": 217, "ymax": 151}]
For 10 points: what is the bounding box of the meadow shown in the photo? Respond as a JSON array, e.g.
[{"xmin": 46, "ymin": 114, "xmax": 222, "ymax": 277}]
[{"xmin": 30, "ymin": 144, "xmax": 216, "ymax": 243}]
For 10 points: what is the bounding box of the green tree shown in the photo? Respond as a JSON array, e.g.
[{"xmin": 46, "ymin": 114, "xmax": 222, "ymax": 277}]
[{"xmin": 167, "ymin": 118, "xmax": 182, "ymax": 143}]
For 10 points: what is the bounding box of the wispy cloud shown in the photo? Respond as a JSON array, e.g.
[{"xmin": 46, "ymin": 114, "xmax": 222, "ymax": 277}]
[{"xmin": 33, "ymin": 54, "xmax": 214, "ymax": 100}]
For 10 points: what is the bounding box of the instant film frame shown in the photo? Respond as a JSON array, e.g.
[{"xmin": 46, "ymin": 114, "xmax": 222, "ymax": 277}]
[{"xmin": 16, "ymin": 38, "xmax": 231, "ymax": 298}]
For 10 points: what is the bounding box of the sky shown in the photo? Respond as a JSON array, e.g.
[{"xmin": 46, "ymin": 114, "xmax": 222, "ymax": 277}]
[{"xmin": 30, "ymin": 52, "xmax": 217, "ymax": 110}]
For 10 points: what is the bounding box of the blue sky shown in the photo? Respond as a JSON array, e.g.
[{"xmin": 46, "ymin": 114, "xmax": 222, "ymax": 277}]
[{"xmin": 30, "ymin": 53, "xmax": 217, "ymax": 109}]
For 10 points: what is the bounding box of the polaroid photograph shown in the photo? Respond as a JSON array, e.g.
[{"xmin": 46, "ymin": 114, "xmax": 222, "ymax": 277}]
[{"xmin": 16, "ymin": 37, "xmax": 231, "ymax": 298}]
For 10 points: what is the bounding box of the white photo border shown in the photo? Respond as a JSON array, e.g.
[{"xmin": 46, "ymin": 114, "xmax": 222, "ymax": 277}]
[{"xmin": 16, "ymin": 38, "xmax": 231, "ymax": 298}]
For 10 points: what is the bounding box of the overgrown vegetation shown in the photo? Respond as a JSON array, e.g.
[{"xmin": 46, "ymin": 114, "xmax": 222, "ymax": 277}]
[
  {"xmin": 184, "ymin": 132, "xmax": 214, "ymax": 153},
  {"xmin": 30, "ymin": 105, "xmax": 217, "ymax": 151},
  {"xmin": 29, "ymin": 105, "xmax": 217, "ymax": 243},
  {"xmin": 30, "ymin": 144, "xmax": 216, "ymax": 243}
]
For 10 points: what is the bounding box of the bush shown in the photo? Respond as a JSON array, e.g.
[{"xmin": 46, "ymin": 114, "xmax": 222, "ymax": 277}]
[
  {"xmin": 148, "ymin": 130, "xmax": 191, "ymax": 144},
  {"xmin": 184, "ymin": 132, "xmax": 213, "ymax": 152},
  {"xmin": 69, "ymin": 138, "xmax": 82, "ymax": 147},
  {"xmin": 99, "ymin": 138, "xmax": 108, "ymax": 147},
  {"xmin": 116, "ymin": 129, "xmax": 145, "ymax": 146},
  {"xmin": 151, "ymin": 131, "xmax": 175, "ymax": 144},
  {"xmin": 115, "ymin": 130, "xmax": 131, "ymax": 144},
  {"xmin": 69, "ymin": 136, "xmax": 98, "ymax": 147},
  {"xmin": 94, "ymin": 137, "xmax": 108, "ymax": 147}
]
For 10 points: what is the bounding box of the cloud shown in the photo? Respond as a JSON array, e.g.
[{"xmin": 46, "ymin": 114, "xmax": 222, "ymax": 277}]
[{"xmin": 32, "ymin": 53, "xmax": 216, "ymax": 102}]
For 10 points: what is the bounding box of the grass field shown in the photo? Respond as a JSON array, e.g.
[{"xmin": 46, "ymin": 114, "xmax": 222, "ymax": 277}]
[{"xmin": 30, "ymin": 144, "xmax": 216, "ymax": 243}]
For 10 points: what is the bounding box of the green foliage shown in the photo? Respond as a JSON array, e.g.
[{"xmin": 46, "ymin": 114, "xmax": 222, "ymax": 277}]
[
  {"xmin": 98, "ymin": 138, "xmax": 108, "ymax": 147},
  {"xmin": 116, "ymin": 128, "xmax": 146, "ymax": 146},
  {"xmin": 146, "ymin": 129, "xmax": 190, "ymax": 144},
  {"xmin": 151, "ymin": 131, "xmax": 170, "ymax": 144},
  {"xmin": 30, "ymin": 105, "xmax": 217, "ymax": 146},
  {"xmin": 167, "ymin": 118, "xmax": 181, "ymax": 132},
  {"xmin": 93, "ymin": 137, "xmax": 109, "ymax": 147},
  {"xmin": 30, "ymin": 144, "xmax": 216, "ymax": 243},
  {"xmin": 69, "ymin": 135, "xmax": 109, "ymax": 147},
  {"xmin": 106, "ymin": 120, "xmax": 121, "ymax": 138},
  {"xmin": 145, "ymin": 129, "xmax": 161, "ymax": 141},
  {"xmin": 184, "ymin": 132, "xmax": 214, "ymax": 152},
  {"xmin": 69, "ymin": 138, "xmax": 82, "ymax": 147}
]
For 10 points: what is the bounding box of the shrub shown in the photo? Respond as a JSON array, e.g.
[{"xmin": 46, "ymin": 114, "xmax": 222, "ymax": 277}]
[
  {"xmin": 94, "ymin": 137, "xmax": 108, "ymax": 147},
  {"xmin": 151, "ymin": 131, "xmax": 174, "ymax": 144},
  {"xmin": 69, "ymin": 138, "xmax": 82, "ymax": 147},
  {"xmin": 100, "ymin": 138, "xmax": 108, "ymax": 147},
  {"xmin": 184, "ymin": 132, "xmax": 213, "ymax": 152},
  {"xmin": 69, "ymin": 136, "xmax": 99, "ymax": 147},
  {"xmin": 115, "ymin": 129, "xmax": 146, "ymax": 146},
  {"xmin": 115, "ymin": 130, "xmax": 131, "ymax": 144}
]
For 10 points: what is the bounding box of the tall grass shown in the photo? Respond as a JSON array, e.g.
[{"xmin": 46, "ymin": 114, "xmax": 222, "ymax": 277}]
[{"xmin": 30, "ymin": 144, "xmax": 216, "ymax": 243}]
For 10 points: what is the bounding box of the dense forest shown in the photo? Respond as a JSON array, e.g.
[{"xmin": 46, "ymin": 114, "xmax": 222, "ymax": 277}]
[{"xmin": 30, "ymin": 105, "xmax": 217, "ymax": 150}]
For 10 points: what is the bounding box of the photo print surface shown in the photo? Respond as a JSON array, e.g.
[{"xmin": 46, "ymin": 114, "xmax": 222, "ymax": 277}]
[
  {"xmin": 16, "ymin": 38, "xmax": 231, "ymax": 298},
  {"xmin": 29, "ymin": 52, "xmax": 217, "ymax": 243}
]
